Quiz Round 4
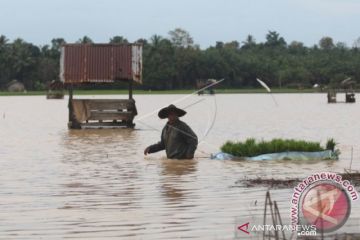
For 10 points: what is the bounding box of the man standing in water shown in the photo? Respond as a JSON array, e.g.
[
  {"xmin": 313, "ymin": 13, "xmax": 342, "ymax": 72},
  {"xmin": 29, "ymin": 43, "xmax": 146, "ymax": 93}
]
[{"xmin": 144, "ymin": 104, "xmax": 198, "ymax": 159}]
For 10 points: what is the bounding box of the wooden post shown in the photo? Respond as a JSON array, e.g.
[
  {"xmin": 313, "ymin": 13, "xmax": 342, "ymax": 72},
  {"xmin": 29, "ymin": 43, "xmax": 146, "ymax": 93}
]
[
  {"xmin": 128, "ymin": 80, "xmax": 133, "ymax": 100},
  {"xmin": 68, "ymin": 86, "xmax": 73, "ymax": 123},
  {"xmin": 67, "ymin": 85, "xmax": 81, "ymax": 129}
]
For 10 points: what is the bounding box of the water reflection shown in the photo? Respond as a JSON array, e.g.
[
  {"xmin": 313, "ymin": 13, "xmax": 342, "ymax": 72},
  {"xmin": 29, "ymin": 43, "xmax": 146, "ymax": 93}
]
[
  {"xmin": 160, "ymin": 159, "xmax": 198, "ymax": 203},
  {"xmin": 58, "ymin": 128, "xmax": 143, "ymax": 211},
  {"xmin": 61, "ymin": 128, "xmax": 139, "ymax": 162}
]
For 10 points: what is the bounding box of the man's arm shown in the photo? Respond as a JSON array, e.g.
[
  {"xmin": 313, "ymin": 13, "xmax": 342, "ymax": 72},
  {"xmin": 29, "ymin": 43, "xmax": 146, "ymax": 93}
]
[
  {"xmin": 147, "ymin": 140, "xmax": 165, "ymax": 154},
  {"xmin": 144, "ymin": 128, "xmax": 165, "ymax": 155}
]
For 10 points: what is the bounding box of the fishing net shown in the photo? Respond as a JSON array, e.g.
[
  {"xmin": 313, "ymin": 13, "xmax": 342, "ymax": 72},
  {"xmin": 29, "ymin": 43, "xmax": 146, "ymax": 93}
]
[{"xmin": 211, "ymin": 150, "xmax": 338, "ymax": 161}]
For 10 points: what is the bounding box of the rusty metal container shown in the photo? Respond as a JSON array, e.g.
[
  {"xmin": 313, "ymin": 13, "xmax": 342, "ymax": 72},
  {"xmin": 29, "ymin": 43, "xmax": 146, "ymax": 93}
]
[{"xmin": 60, "ymin": 44, "xmax": 142, "ymax": 84}]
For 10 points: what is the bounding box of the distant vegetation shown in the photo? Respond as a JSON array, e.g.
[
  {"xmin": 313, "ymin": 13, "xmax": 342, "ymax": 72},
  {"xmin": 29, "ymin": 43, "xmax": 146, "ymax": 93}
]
[
  {"xmin": 1, "ymin": 28, "xmax": 360, "ymax": 91},
  {"xmin": 221, "ymin": 138, "xmax": 336, "ymax": 157}
]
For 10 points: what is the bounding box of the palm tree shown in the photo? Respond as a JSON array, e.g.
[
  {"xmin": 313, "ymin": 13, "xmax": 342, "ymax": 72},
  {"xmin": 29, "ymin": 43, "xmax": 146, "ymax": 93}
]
[
  {"xmin": 265, "ymin": 31, "xmax": 286, "ymax": 47},
  {"xmin": 51, "ymin": 38, "xmax": 66, "ymax": 51},
  {"xmin": 0, "ymin": 35, "xmax": 8, "ymax": 46},
  {"xmin": 77, "ymin": 36, "xmax": 93, "ymax": 44},
  {"xmin": 150, "ymin": 34, "xmax": 162, "ymax": 48},
  {"xmin": 109, "ymin": 36, "xmax": 128, "ymax": 44},
  {"xmin": 242, "ymin": 35, "xmax": 256, "ymax": 48}
]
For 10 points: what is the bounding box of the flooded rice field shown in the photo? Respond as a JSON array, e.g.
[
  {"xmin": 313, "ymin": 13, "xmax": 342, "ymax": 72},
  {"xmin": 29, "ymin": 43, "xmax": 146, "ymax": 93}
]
[{"xmin": 1, "ymin": 94, "xmax": 359, "ymax": 239}]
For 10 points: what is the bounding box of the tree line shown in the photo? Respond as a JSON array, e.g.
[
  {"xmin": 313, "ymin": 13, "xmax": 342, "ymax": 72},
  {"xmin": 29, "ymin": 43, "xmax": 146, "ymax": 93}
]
[{"xmin": 1, "ymin": 28, "xmax": 360, "ymax": 91}]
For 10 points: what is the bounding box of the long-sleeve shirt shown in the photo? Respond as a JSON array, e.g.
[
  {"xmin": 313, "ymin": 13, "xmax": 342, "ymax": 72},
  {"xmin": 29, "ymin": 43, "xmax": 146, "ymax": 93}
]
[{"xmin": 148, "ymin": 119, "xmax": 198, "ymax": 159}]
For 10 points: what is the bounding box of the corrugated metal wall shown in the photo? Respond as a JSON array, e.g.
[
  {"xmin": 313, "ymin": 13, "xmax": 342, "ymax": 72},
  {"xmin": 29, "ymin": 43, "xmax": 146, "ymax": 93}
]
[
  {"xmin": 131, "ymin": 45, "xmax": 142, "ymax": 83},
  {"xmin": 60, "ymin": 44, "xmax": 142, "ymax": 84}
]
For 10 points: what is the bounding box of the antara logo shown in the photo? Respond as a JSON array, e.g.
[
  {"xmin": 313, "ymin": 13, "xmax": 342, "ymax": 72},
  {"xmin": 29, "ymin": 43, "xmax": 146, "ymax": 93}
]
[{"xmin": 238, "ymin": 222, "xmax": 250, "ymax": 234}]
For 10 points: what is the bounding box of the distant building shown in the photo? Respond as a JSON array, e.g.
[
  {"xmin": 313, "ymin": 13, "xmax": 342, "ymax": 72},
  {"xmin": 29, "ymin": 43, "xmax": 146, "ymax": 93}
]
[
  {"xmin": 7, "ymin": 80, "xmax": 26, "ymax": 92},
  {"xmin": 46, "ymin": 80, "xmax": 64, "ymax": 99}
]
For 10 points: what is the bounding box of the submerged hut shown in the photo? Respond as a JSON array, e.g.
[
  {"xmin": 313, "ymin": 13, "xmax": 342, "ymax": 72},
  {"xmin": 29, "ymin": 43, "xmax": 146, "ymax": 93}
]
[
  {"xmin": 7, "ymin": 80, "xmax": 26, "ymax": 92},
  {"xmin": 343, "ymin": 78, "xmax": 356, "ymax": 103},
  {"xmin": 46, "ymin": 80, "xmax": 64, "ymax": 99},
  {"xmin": 197, "ymin": 79, "xmax": 216, "ymax": 95},
  {"xmin": 327, "ymin": 78, "xmax": 356, "ymax": 103},
  {"xmin": 60, "ymin": 44, "xmax": 142, "ymax": 129}
]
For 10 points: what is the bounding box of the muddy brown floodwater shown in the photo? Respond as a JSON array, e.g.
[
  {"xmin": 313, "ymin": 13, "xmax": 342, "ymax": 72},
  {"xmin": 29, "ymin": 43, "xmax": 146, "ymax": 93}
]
[{"xmin": 0, "ymin": 94, "xmax": 359, "ymax": 239}]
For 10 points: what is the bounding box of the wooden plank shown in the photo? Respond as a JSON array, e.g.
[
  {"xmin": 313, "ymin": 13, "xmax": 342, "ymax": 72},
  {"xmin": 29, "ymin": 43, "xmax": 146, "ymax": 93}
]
[
  {"xmin": 80, "ymin": 122, "xmax": 130, "ymax": 128},
  {"xmin": 89, "ymin": 111, "xmax": 134, "ymax": 121},
  {"xmin": 87, "ymin": 99, "xmax": 135, "ymax": 110}
]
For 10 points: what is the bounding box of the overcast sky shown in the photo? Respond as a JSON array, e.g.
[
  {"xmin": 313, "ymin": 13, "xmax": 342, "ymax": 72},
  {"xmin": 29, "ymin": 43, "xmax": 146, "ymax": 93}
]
[{"xmin": 1, "ymin": 0, "xmax": 360, "ymax": 48}]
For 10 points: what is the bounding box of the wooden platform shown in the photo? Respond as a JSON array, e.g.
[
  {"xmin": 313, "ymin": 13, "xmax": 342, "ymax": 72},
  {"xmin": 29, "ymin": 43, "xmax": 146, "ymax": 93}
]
[
  {"xmin": 327, "ymin": 91, "xmax": 356, "ymax": 103},
  {"xmin": 68, "ymin": 99, "xmax": 137, "ymax": 129}
]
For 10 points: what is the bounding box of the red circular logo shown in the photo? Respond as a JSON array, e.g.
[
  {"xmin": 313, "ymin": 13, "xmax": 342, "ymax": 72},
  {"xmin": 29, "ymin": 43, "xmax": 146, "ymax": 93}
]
[{"xmin": 301, "ymin": 183, "xmax": 351, "ymax": 232}]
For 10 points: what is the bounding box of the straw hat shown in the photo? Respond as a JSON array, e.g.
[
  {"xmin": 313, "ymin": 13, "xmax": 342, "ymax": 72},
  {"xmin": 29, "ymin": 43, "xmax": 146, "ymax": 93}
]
[{"xmin": 158, "ymin": 104, "xmax": 186, "ymax": 119}]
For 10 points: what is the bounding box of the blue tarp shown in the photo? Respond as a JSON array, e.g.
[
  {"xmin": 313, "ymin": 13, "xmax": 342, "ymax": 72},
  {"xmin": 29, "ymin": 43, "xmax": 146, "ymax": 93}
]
[{"xmin": 211, "ymin": 150, "xmax": 338, "ymax": 161}]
